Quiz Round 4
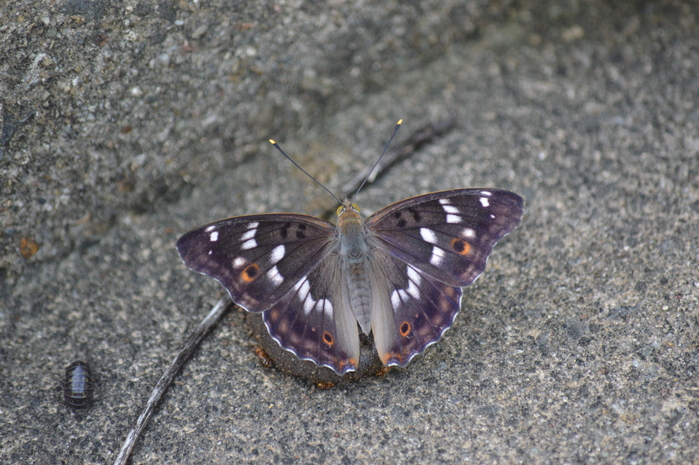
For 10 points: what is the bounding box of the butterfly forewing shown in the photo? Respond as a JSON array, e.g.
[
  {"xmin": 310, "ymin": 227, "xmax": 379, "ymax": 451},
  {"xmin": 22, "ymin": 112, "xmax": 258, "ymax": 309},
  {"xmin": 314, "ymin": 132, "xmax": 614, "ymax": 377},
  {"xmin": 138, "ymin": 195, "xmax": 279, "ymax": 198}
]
[
  {"xmin": 176, "ymin": 214, "xmax": 337, "ymax": 312},
  {"xmin": 366, "ymin": 189, "xmax": 524, "ymax": 287}
]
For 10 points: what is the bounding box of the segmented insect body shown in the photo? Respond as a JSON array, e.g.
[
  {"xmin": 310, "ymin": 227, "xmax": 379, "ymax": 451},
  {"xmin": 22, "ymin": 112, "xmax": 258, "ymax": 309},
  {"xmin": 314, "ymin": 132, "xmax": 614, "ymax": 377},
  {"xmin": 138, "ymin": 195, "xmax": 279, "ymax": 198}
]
[{"xmin": 63, "ymin": 361, "xmax": 94, "ymax": 408}]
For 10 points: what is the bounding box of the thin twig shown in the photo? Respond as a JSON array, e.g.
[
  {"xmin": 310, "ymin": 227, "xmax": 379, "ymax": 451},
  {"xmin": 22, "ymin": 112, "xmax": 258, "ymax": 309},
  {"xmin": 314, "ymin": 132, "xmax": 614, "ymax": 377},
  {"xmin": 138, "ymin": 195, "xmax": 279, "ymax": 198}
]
[{"xmin": 113, "ymin": 297, "xmax": 232, "ymax": 465}]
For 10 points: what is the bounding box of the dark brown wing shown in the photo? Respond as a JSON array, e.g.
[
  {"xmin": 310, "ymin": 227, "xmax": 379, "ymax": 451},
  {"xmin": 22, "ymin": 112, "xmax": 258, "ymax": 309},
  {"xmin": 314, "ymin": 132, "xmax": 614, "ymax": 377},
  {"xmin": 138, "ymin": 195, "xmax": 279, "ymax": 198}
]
[
  {"xmin": 177, "ymin": 214, "xmax": 337, "ymax": 312},
  {"xmin": 366, "ymin": 188, "xmax": 523, "ymax": 287}
]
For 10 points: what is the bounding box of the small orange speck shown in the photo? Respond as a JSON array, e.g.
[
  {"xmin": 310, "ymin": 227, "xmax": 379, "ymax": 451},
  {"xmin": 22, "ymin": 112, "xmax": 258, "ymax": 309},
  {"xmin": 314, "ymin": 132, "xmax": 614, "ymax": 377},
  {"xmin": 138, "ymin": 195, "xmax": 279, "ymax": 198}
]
[
  {"xmin": 254, "ymin": 347, "xmax": 274, "ymax": 368},
  {"xmin": 267, "ymin": 308, "xmax": 280, "ymax": 323},
  {"xmin": 374, "ymin": 366, "xmax": 391, "ymax": 377},
  {"xmin": 20, "ymin": 237, "xmax": 40, "ymax": 259},
  {"xmin": 236, "ymin": 22, "xmax": 255, "ymax": 31},
  {"xmin": 442, "ymin": 286, "xmax": 457, "ymax": 299},
  {"xmin": 383, "ymin": 353, "xmax": 403, "ymax": 365},
  {"xmin": 338, "ymin": 358, "xmax": 358, "ymax": 373}
]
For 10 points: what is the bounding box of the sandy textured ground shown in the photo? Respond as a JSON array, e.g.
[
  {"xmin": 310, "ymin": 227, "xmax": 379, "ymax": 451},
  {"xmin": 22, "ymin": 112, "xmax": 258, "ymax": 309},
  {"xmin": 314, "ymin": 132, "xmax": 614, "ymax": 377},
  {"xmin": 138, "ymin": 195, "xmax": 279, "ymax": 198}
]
[{"xmin": 2, "ymin": 1, "xmax": 698, "ymax": 463}]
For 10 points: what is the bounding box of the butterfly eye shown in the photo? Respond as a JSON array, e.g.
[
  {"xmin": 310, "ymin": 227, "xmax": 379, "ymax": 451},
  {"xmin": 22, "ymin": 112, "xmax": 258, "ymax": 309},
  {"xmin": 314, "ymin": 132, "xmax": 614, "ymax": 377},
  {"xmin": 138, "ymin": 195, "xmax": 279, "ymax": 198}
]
[{"xmin": 336, "ymin": 204, "xmax": 360, "ymax": 215}]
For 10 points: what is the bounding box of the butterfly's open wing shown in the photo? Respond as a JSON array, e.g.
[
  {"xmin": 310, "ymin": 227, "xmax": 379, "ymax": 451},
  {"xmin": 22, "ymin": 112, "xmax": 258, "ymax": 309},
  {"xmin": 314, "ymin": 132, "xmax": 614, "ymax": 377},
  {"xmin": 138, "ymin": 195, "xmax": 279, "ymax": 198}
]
[
  {"xmin": 365, "ymin": 189, "xmax": 524, "ymax": 287},
  {"xmin": 177, "ymin": 214, "xmax": 337, "ymax": 312},
  {"xmin": 262, "ymin": 257, "xmax": 360, "ymax": 375},
  {"xmin": 365, "ymin": 188, "xmax": 523, "ymax": 366},
  {"xmin": 369, "ymin": 251, "xmax": 462, "ymax": 367},
  {"xmin": 178, "ymin": 214, "xmax": 361, "ymax": 375}
]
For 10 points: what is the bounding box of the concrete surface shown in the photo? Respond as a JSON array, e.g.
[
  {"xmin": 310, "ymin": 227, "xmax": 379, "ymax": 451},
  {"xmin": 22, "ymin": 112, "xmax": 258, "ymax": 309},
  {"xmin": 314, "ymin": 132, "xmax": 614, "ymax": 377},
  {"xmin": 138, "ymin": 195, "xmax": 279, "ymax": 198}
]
[{"xmin": 2, "ymin": 0, "xmax": 698, "ymax": 463}]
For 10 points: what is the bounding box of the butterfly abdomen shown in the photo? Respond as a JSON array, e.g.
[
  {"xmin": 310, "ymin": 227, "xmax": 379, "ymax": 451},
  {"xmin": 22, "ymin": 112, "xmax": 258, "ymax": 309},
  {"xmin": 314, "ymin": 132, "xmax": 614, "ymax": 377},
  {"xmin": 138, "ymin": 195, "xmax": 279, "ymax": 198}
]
[
  {"xmin": 338, "ymin": 206, "xmax": 374, "ymax": 335},
  {"xmin": 343, "ymin": 262, "xmax": 373, "ymax": 335}
]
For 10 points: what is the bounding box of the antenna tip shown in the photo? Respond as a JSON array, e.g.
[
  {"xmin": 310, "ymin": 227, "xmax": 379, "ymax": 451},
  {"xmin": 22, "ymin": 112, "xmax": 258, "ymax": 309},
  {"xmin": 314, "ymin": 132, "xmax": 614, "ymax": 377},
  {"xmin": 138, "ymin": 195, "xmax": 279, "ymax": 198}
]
[
  {"xmin": 397, "ymin": 119, "xmax": 403, "ymax": 125},
  {"xmin": 269, "ymin": 139, "xmax": 276, "ymax": 145}
]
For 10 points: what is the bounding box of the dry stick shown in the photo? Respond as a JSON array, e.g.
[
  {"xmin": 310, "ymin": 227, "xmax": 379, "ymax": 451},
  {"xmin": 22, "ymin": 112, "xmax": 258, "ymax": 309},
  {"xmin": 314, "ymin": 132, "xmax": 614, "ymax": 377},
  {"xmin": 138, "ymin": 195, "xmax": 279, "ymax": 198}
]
[
  {"xmin": 113, "ymin": 297, "xmax": 232, "ymax": 465},
  {"xmin": 113, "ymin": 118, "xmax": 456, "ymax": 463}
]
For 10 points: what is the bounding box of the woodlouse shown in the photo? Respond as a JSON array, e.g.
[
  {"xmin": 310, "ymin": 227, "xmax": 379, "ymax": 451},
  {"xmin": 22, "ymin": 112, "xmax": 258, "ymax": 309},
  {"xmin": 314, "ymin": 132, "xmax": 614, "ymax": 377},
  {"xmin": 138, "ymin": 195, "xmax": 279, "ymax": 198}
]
[{"xmin": 63, "ymin": 361, "xmax": 94, "ymax": 408}]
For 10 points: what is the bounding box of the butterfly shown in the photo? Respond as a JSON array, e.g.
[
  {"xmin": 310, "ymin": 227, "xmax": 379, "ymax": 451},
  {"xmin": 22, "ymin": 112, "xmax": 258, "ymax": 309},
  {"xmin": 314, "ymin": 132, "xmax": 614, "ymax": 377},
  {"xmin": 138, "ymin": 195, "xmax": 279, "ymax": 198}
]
[{"xmin": 176, "ymin": 121, "xmax": 524, "ymax": 375}]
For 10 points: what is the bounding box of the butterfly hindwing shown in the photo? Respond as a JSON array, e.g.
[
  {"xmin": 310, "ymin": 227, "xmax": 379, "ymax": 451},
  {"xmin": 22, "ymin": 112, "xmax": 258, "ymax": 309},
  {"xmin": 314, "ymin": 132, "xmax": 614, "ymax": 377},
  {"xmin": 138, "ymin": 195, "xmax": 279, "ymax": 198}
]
[
  {"xmin": 370, "ymin": 250, "xmax": 462, "ymax": 367},
  {"xmin": 262, "ymin": 257, "xmax": 360, "ymax": 374},
  {"xmin": 366, "ymin": 189, "xmax": 524, "ymax": 287},
  {"xmin": 176, "ymin": 214, "xmax": 337, "ymax": 312}
]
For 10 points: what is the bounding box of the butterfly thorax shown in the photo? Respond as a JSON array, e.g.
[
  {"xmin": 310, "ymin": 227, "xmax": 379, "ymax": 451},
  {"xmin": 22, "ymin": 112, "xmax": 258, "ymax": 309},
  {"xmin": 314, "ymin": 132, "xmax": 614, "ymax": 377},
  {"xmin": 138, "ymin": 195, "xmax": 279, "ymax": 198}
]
[{"xmin": 337, "ymin": 203, "xmax": 374, "ymax": 335}]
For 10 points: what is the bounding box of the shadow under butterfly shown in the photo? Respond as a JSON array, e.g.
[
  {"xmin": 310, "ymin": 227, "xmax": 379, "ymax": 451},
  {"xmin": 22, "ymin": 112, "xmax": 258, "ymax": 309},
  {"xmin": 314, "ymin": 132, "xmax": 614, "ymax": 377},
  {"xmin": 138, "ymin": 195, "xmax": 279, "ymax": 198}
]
[{"xmin": 177, "ymin": 120, "xmax": 524, "ymax": 379}]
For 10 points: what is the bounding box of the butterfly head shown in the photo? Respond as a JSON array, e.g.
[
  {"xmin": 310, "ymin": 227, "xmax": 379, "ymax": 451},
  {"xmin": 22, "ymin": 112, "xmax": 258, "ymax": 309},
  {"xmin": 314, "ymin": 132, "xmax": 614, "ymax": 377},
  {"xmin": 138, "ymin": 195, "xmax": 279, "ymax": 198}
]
[
  {"xmin": 336, "ymin": 199, "xmax": 365, "ymax": 244},
  {"xmin": 336, "ymin": 199, "xmax": 360, "ymax": 217}
]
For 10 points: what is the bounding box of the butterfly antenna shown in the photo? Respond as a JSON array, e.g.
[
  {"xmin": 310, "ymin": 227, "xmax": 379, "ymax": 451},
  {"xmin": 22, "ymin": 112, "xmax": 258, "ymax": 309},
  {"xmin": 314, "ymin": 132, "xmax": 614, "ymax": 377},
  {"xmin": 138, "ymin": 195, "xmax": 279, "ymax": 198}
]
[
  {"xmin": 269, "ymin": 139, "xmax": 343, "ymax": 205},
  {"xmin": 349, "ymin": 119, "xmax": 402, "ymax": 205}
]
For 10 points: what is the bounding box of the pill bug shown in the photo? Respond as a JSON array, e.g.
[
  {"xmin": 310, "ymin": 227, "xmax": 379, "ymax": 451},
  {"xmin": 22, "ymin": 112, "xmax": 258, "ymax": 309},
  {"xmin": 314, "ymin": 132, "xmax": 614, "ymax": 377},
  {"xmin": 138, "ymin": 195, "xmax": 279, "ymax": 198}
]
[{"xmin": 63, "ymin": 361, "xmax": 94, "ymax": 408}]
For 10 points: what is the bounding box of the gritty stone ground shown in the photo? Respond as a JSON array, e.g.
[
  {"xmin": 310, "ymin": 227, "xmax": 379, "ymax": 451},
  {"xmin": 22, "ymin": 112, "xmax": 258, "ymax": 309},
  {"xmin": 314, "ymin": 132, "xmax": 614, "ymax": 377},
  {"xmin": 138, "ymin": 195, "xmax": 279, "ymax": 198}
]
[{"xmin": 2, "ymin": 1, "xmax": 698, "ymax": 463}]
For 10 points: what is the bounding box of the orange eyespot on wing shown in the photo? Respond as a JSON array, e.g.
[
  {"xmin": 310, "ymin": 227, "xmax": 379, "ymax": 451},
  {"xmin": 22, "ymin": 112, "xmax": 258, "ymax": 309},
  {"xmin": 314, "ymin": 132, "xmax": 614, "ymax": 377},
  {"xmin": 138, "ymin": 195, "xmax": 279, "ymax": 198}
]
[
  {"xmin": 241, "ymin": 263, "xmax": 260, "ymax": 282},
  {"xmin": 450, "ymin": 238, "xmax": 470, "ymax": 255},
  {"xmin": 322, "ymin": 331, "xmax": 334, "ymax": 347},
  {"xmin": 399, "ymin": 321, "xmax": 412, "ymax": 337}
]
